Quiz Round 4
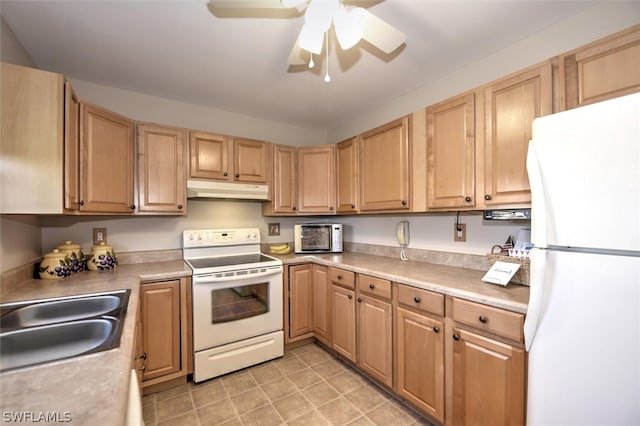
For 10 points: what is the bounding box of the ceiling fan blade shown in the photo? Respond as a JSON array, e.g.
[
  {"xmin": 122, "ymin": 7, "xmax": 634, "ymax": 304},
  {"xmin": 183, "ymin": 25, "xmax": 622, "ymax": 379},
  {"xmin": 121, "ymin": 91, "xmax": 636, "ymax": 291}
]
[
  {"xmin": 361, "ymin": 10, "xmax": 406, "ymax": 54},
  {"xmin": 209, "ymin": 0, "xmax": 290, "ymax": 9},
  {"xmin": 287, "ymin": 30, "xmax": 308, "ymax": 65}
]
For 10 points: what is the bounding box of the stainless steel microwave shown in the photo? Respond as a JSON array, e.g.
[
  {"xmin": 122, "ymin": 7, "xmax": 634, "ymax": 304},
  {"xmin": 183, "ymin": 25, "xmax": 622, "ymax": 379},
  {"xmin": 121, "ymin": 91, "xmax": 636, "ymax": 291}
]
[{"xmin": 294, "ymin": 224, "xmax": 343, "ymax": 253}]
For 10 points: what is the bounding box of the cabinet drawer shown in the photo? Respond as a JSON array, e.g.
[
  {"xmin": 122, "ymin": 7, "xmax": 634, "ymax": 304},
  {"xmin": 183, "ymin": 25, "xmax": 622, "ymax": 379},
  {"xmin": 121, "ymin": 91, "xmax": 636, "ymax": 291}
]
[
  {"xmin": 329, "ymin": 267, "xmax": 355, "ymax": 289},
  {"xmin": 397, "ymin": 285, "xmax": 444, "ymax": 316},
  {"xmin": 357, "ymin": 274, "xmax": 392, "ymax": 300},
  {"xmin": 451, "ymin": 298, "xmax": 524, "ymax": 343}
]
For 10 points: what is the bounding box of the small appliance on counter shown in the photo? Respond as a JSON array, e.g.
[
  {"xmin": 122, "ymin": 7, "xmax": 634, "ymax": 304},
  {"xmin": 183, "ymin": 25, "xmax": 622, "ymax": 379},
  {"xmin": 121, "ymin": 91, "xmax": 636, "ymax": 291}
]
[{"xmin": 294, "ymin": 223, "xmax": 343, "ymax": 253}]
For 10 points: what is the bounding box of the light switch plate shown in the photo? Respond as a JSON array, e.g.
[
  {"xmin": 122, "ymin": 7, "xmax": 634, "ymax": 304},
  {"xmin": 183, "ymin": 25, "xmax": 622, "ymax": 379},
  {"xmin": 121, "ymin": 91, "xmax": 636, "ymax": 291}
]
[
  {"xmin": 93, "ymin": 228, "xmax": 107, "ymax": 245},
  {"xmin": 454, "ymin": 223, "xmax": 466, "ymax": 242}
]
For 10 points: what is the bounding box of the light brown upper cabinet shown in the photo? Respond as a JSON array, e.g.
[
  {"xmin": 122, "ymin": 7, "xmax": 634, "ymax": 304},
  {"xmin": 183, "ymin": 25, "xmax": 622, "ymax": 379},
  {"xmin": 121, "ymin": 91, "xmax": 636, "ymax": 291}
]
[
  {"xmin": 359, "ymin": 116, "xmax": 411, "ymax": 212},
  {"xmin": 189, "ymin": 131, "xmax": 269, "ymax": 183},
  {"xmin": 560, "ymin": 24, "xmax": 640, "ymax": 110},
  {"xmin": 79, "ymin": 103, "xmax": 135, "ymax": 213},
  {"xmin": 427, "ymin": 93, "xmax": 476, "ymax": 209},
  {"xmin": 481, "ymin": 62, "xmax": 552, "ymax": 206},
  {"xmin": 263, "ymin": 144, "xmax": 297, "ymax": 215},
  {"xmin": 426, "ymin": 62, "xmax": 552, "ymax": 210},
  {"xmin": 63, "ymin": 82, "xmax": 80, "ymax": 212},
  {"xmin": 336, "ymin": 137, "xmax": 359, "ymax": 213},
  {"xmin": 1, "ymin": 63, "xmax": 67, "ymax": 214},
  {"xmin": 297, "ymin": 144, "xmax": 336, "ymax": 214},
  {"xmin": 136, "ymin": 123, "xmax": 187, "ymax": 215}
]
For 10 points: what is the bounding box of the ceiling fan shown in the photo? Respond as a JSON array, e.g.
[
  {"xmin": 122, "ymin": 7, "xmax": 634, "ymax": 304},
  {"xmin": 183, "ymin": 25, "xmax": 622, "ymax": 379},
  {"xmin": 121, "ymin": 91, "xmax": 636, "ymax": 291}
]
[{"xmin": 209, "ymin": 0, "xmax": 406, "ymax": 67}]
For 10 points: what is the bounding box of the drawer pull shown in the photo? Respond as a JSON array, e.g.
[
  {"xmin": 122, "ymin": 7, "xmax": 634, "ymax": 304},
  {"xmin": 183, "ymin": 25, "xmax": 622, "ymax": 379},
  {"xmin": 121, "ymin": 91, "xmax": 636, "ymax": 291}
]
[
  {"xmin": 414, "ymin": 296, "xmax": 421, "ymax": 303},
  {"xmin": 140, "ymin": 352, "xmax": 147, "ymax": 360},
  {"xmin": 357, "ymin": 297, "xmax": 362, "ymax": 303},
  {"xmin": 432, "ymin": 326, "xmax": 440, "ymax": 333},
  {"xmin": 479, "ymin": 315, "xmax": 488, "ymax": 323},
  {"xmin": 453, "ymin": 334, "xmax": 460, "ymax": 341},
  {"xmin": 337, "ymin": 275, "xmax": 343, "ymax": 280},
  {"xmin": 369, "ymin": 283, "xmax": 375, "ymax": 289},
  {"xmin": 138, "ymin": 365, "xmax": 146, "ymax": 371},
  {"xmin": 348, "ymin": 294, "xmax": 353, "ymax": 299}
]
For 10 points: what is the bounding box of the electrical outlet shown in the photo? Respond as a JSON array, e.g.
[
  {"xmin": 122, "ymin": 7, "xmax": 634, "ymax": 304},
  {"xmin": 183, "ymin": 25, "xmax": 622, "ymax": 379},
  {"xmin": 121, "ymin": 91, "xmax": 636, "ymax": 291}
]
[
  {"xmin": 93, "ymin": 228, "xmax": 107, "ymax": 245},
  {"xmin": 454, "ymin": 223, "xmax": 466, "ymax": 242}
]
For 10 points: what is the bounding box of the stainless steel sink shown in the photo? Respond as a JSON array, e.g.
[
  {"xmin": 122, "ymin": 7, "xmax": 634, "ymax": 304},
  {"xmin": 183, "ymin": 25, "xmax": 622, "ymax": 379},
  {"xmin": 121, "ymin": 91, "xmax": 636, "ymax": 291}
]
[{"xmin": 0, "ymin": 289, "xmax": 130, "ymax": 372}]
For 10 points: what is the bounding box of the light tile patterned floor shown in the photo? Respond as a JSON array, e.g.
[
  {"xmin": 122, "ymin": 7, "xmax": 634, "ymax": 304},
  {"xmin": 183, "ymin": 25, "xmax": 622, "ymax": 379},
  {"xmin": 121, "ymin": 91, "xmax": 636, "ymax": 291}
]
[{"xmin": 142, "ymin": 342, "xmax": 434, "ymax": 426}]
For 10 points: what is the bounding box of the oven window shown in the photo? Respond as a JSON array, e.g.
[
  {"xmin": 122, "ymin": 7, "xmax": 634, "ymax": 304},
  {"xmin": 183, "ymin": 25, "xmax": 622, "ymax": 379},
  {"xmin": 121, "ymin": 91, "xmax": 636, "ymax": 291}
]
[{"xmin": 210, "ymin": 282, "xmax": 269, "ymax": 323}]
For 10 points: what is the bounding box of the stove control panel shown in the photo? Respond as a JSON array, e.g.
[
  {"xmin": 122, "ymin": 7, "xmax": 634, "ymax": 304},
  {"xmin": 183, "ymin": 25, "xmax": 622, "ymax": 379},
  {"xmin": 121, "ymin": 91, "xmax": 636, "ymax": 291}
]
[{"xmin": 183, "ymin": 228, "xmax": 260, "ymax": 248}]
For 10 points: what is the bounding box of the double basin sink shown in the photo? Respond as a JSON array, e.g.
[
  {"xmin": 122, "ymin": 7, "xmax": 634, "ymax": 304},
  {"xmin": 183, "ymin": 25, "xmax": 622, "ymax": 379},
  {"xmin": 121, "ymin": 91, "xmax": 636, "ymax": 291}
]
[{"xmin": 0, "ymin": 289, "xmax": 130, "ymax": 373}]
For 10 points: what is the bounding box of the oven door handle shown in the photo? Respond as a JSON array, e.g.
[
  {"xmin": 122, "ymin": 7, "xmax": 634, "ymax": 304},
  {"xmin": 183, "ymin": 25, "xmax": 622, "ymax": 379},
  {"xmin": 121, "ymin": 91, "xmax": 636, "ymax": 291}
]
[{"xmin": 193, "ymin": 267, "xmax": 283, "ymax": 284}]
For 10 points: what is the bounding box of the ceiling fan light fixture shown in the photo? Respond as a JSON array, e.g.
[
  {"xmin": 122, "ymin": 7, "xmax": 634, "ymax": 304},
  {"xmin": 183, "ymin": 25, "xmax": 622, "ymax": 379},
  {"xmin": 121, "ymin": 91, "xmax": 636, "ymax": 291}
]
[
  {"xmin": 298, "ymin": 23, "xmax": 325, "ymax": 54},
  {"xmin": 334, "ymin": 6, "xmax": 366, "ymax": 50},
  {"xmin": 305, "ymin": 0, "xmax": 339, "ymax": 33}
]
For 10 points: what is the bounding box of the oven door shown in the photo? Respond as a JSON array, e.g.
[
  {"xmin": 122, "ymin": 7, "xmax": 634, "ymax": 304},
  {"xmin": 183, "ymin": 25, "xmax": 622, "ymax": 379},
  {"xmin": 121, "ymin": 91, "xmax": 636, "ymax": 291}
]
[{"xmin": 192, "ymin": 265, "xmax": 283, "ymax": 351}]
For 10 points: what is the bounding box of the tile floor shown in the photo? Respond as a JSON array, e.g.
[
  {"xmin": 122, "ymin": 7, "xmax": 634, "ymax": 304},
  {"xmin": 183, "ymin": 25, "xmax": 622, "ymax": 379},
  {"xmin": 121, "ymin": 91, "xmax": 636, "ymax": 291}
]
[{"xmin": 142, "ymin": 342, "xmax": 434, "ymax": 426}]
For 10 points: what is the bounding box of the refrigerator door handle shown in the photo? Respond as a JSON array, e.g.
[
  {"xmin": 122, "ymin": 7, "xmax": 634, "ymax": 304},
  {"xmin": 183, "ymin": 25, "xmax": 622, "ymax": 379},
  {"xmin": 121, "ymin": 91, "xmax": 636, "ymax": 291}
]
[
  {"xmin": 526, "ymin": 139, "xmax": 550, "ymax": 248},
  {"xmin": 524, "ymin": 247, "xmax": 546, "ymax": 351}
]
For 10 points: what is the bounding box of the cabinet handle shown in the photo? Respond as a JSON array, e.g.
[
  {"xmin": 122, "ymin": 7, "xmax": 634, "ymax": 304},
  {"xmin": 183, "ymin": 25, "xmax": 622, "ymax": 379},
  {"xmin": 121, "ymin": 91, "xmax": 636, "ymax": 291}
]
[
  {"xmin": 414, "ymin": 296, "xmax": 421, "ymax": 303},
  {"xmin": 292, "ymin": 206, "xmax": 296, "ymax": 211},
  {"xmin": 137, "ymin": 365, "xmax": 146, "ymax": 371},
  {"xmin": 329, "ymin": 206, "xmax": 334, "ymax": 211},
  {"xmin": 351, "ymin": 204, "xmax": 355, "ymax": 209},
  {"xmin": 369, "ymin": 283, "xmax": 375, "ymax": 289},
  {"xmin": 401, "ymin": 200, "xmax": 407, "ymax": 206},
  {"xmin": 223, "ymin": 172, "xmax": 228, "ymax": 177},
  {"xmin": 357, "ymin": 297, "xmax": 362, "ymax": 303},
  {"xmin": 235, "ymin": 173, "xmax": 240, "ymax": 178},
  {"xmin": 130, "ymin": 204, "xmax": 136, "ymax": 210},
  {"xmin": 140, "ymin": 352, "xmax": 147, "ymax": 360},
  {"xmin": 433, "ymin": 326, "xmax": 440, "ymax": 333},
  {"xmin": 484, "ymin": 195, "xmax": 492, "ymax": 201},
  {"xmin": 337, "ymin": 275, "xmax": 343, "ymax": 280},
  {"xmin": 453, "ymin": 334, "xmax": 460, "ymax": 341},
  {"xmin": 465, "ymin": 196, "xmax": 472, "ymax": 202},
  {"xmin": 348, "ymin": 294, "xmax": 353, "ymax": 299},
  {"xmin": 177, "ymin": 204, "xmax": 183, "ymax": 210},
  {"xmin": 79, "ymin": 200, "xmax": 85, "ymax": 206},
  {"xmin": 479, "ymin": 315, "xmax": 488, "ymax": 323}
]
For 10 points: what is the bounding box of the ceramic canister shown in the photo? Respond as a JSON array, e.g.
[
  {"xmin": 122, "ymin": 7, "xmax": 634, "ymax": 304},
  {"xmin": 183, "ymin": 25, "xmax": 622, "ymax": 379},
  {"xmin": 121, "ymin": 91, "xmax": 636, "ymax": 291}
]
[
  {"xmin": 39, "ymin": 249, "xmax": 71, "ymax": 280},
  {"xmin": 56, "ymin": 240, "xmax": 86, "ymax": 273},
  {"xmin": 88, "ymin": 242, "xmax": 118, "ymax": 271}
]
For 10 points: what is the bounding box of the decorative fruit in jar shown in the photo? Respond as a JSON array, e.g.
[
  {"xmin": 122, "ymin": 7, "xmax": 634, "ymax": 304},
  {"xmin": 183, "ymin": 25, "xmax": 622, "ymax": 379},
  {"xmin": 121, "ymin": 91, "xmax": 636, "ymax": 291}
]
[{"xmin": 88, "ymin": 242, "xmax": 118, "ymax": 271}]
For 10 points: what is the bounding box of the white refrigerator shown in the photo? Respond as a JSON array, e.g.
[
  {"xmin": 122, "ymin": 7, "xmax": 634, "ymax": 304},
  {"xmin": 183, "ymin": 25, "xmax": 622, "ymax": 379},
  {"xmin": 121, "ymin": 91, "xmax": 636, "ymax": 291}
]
[{"xmin": 524, "ymin": 92, "xmax": 640, "ymax": 425}]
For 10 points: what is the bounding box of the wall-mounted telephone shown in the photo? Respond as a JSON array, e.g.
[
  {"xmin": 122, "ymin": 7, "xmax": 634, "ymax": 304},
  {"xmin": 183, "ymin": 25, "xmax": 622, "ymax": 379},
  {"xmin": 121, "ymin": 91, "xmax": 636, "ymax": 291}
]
[{"xmin": 397, "ymin": 221, "xmax": 409, "ymax": 260}]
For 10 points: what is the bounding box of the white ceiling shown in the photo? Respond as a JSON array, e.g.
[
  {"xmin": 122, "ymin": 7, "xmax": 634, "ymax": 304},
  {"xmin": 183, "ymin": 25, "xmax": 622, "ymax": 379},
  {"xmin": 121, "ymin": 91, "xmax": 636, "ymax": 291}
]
[{"xmin": 2, "ymin": 0, "xmax": 602, "ymax": 130}]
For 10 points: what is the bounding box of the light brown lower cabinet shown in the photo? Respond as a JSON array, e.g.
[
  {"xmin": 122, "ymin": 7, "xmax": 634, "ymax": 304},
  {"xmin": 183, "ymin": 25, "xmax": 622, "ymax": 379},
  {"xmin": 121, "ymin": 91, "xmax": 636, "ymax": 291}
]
[
  {"xmin": 312, "ymin": 265, "xmax": 331, "ymax": 346},
  {"xmin": 331, "ymin": 284, "xmax": 356, "ymax": 363},
  {"xmin": 138, "ymin": 277, "xmax": 192, "ymax": 388},
  {"xmin": 450, "ymin": 327, "xmax": 526, "ymax": 426},
  {"xmin": 356, "ymin": 292, "xmax": 393, "ymax": 388},
  {"xmin": 395, "ymin": 307, "xmax": 445, "ymax": 423},
  {"xmin": 288, "ymin": 264, "xmax": 314, "ymax": 340}
]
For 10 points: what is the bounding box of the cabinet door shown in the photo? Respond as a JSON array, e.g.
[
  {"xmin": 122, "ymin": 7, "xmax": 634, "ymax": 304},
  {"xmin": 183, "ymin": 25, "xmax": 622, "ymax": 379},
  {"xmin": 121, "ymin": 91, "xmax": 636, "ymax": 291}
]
[
  {"xmin": 140, "ymin": 280, "xmax": 181, "ymax": 381},
  {"xmin": 289, "ymin": 264, "xmax": 314, "ymax": 338},
  {"xmin": 312, "ymin": 265, "xmax": 331, "ymax": 346},
  {"xmin": 451, "ymin": 327, "xmax": 526, "ymax": 426},
  {"xmin": 297, "ymin": 145, "xmax": 336, "ymax": 213},
  {"xmin": 359, "ymin": 116, "xmax": 410, "ymax": 211},
  {"xmin": 80, "ymin": 103, "xmax": 135, "ymax": 213},
  {"xmin": 336, "ymin": 137, "xmax": 359, "ymax": 213},
  {"xmin": 63, "ymin": 82, "xmax": 80, "ymax": 212},
  {"xmin": 426, "ymin": 93, "xmax": 476, "ymax": 209},
  {"xmin": 137, "ymin": 124, "xmax": 186, "ymax": 214},
  {"xmin": 357, "ymin": 293, "xmax": 393, "ymax": 387},
  {"xmin": 189, "ymin": 131, "xmax": 231, "ymax": 180},
  {"xmin": 331, "ymin": 285, "xmax": 356, "ymax": 363},
  {"xmin": 270, "ymin": 144, "xmax": 297, "ymax": 214},
  {"xmin": 233, "ymin": 137, "xmax": 269, "ymax": 183},
  {"xmin": 482, "ymin": 63, "xmax": 552, "ymax": 206},
  {"xmin": 562, "ymin": 25, "xmax": 640, "ymax": 109},
  {"xmin": 395, "ymin": 307, "xmax": 444, "ymax": 423},
  {"xmin": 1, "ymin": 63, "xmax": 65, "ymax": 214}
]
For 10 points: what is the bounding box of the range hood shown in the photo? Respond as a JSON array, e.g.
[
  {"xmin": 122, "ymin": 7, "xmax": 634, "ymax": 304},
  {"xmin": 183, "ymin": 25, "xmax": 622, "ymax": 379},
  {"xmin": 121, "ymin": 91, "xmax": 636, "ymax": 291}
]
[{"xmin": 186, "ymin": 180, "xmax": 269, "ymax": 201}]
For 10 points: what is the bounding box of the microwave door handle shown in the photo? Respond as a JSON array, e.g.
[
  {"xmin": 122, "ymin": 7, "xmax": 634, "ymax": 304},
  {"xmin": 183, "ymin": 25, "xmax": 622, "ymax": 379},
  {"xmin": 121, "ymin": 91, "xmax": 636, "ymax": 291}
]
[{"xmin": 193, "ymin": 267, "xmax": 282, "ymax": 284}]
